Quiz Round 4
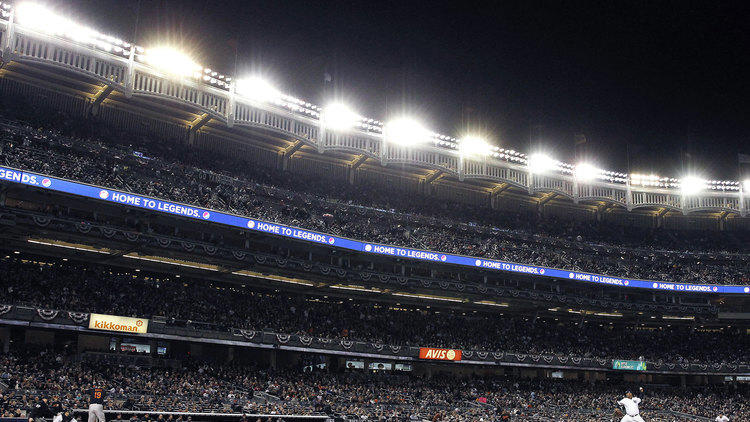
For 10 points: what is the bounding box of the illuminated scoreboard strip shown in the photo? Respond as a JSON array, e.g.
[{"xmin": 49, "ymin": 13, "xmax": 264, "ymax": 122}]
[{"xmin": 1, "ymin": 165, "xmax": 748, "ymax": 295}]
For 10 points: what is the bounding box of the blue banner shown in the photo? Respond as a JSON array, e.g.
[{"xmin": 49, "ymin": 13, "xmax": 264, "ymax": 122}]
[{"xmin": 2, "ymin": 165, "xmax": 748, "ymax": 295}]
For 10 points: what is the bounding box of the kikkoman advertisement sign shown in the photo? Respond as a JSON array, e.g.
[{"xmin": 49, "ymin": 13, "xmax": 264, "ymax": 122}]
[
  {"xmin": 419, "ymin": 347, "xmax": 462, "ymax": 361},
  {"xmin": 89, "ymin": 313, "xmax": 149, "ymax": 334}
]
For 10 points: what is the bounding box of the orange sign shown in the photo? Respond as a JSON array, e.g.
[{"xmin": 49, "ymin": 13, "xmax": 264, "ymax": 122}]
[{"xmin": 419, "ymin": 347, "xmax": 462, "ymax": 361}]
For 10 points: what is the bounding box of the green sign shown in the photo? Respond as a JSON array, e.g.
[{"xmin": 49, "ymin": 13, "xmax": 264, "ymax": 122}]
[{"xmin": 613, "ymin": 360, "xmax": 647, "ymax": 371}]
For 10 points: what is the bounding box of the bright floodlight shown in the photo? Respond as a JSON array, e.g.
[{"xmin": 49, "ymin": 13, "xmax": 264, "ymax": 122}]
[
  {"xmin": 743, "ymin": 179, "xmax": 750, "ymax": 191},
  {"xmin": 16, "ymin": 3, "xmax": 59, "ymax": 31},
  {"xmin": 235, "ymin": 77, "xmax": 281, "ymax": 103},
  {"xmin": 16, "ymin": 2, "xmax": 96, "ymax": 43},
  {"xmin": 527, "ymin": 153, "xmax": 557, "ymax": 174},
  {"xmin": 143, "ymin": 47, "xmax": 199, "ymax": 77},
  {"xmin": 575, "ymin": 163, "xmax": 600, "ymax": 181},
  {"xmin": 385, "ymin": 118, "xmax": 429, "ymax": 146},
  {"xmin": 459, "ymin": 136, "xmax": 491, "ymax": 156},
  {"xmin": 681, "ymin": 176, "xmax": 705, "ymax": 195},
  {"xmin": 322, "ymin": 103, "xmax": 359, "ymax": 131}
]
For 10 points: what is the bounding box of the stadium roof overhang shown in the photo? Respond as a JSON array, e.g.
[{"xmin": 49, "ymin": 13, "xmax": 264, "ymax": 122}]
[{"xmin": 0, "ymin": 20, "xmax": 746, "ymax": 220}]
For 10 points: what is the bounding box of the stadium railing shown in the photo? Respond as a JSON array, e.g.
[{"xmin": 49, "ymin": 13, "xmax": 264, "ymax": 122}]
[{"xmin": 69, "ymin": 413, "xmax": 333, "ymax": 422}]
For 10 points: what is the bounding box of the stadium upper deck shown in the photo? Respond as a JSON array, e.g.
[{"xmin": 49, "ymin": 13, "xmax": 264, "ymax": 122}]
[
  {"xmin": 0, "ymin": 118, "xmax": 748, "ymax": 293},
  {"xmin": 0, "ymin": 2, "xmax": 749, "ymax": 226}
]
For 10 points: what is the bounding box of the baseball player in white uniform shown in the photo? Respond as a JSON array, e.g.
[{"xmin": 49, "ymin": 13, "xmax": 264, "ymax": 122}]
[
  {"xmin": 715, "ymin": 415, "xmax": 729, "ymax": 422},
  {"xmin": 617, "ymin": 387, "xmax": 645, "ymax": 422}
]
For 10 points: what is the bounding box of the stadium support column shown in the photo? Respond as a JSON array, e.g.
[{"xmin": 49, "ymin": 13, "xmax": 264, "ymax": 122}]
[
  {"xmin": 458, "ymin": 154, "xmax": 465, "ymax": 182},
  {"xmin": 489, "ymin": 183, "xmax": 510, "ymax": 210},
  {"xmin": 279, "ymin": 140, "xmax": 304, "ymax": 171},
  {"xmin": 527, "ymin": 170, "xmax": 534, "ymax": 195},
  {"xmin": 718, "ymin": 211, "xmax": 730, "ymax": 231},
  {"xmin": 123, "ymin": 43, "xmax": 135, "ymax": 97},
  {"xmin": 87, "ymin": 84, "xmax": 115, "ymax": 117},
  {"xmin": 537, "ymin": 192, "xmax": 557, "ymax": 215},
  {"xmin": 226, "ymin": 82, "xmax": 236, "ymax": 129},
  {"xmin": 379, "ymin": 133, "xmax": 388, "ymax": 166},
  {"xmin": 348, "ymin": 154, "xmax": 368, "ymax": 185},
  {"xmin": 655, "ymin": 207, "xmax": 669, "ymax": 228},
  {"xmin": 596, "ymin": 202, "xmax": 614, "ymax": 222},
  {"xmin": 625, "ymin": 178, "xmax": 633, "ymax": 211},
  {"xmin": 186, "ymin": 113, "xmax": 212, "ymax": 147},
  {"xmin": 1, "ymin": 8, "xmax": 14, "ymax": 62},
  {"xmin": 421, "ymin": 169, "xmax": 443, "ymax": 195},
  {"xmin": 318, "ymin": 119, "xmax": 326, "ymax": 155},
  {"xmin": 680, "ymin": 191, "xmax": 688, "ymax": 215}
]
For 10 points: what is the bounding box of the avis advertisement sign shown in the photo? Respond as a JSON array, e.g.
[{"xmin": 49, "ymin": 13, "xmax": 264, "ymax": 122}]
[
  {"xmin": 89, "ymin": 313, "xmax": 149, "ymax": 334},
  {"xmin": 419, "ymin": 347, "xmax": 462, "ymax": 361}
]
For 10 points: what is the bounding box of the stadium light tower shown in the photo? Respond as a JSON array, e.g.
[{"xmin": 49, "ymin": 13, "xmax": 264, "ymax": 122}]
[
  {"xmin": 575, "ymin": 163, "xmax": 600, "ymax": 181},
  {"xmin": 143, "ymin": 47, "xmax": 200, "ymax": 78},
  {"xmin": 235, "ymin": 77, "xmax": 281, "ymax": 103},
  {"xmin": 322, "ymin": 103, "xmax": 359, "ymax": 132},
  {"xmin": 459, "ymin": 136, "xmax": 491, "ymax": 156},
  {"xmin": 527, "ymin": 153, "xmax": 557, "ymax": 174},
  {"xmin": 680, "ymin": 176, "xmax": 705, "ymax": 196},
  {"xmin": 385, "ymin": 118, "xmax": 430, "ymax": 146}
]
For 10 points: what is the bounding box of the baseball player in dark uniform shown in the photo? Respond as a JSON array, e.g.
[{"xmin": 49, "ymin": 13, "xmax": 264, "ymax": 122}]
[{"xmin": 87, "ymin": 386, "xmax": 106, "ymax": 422}]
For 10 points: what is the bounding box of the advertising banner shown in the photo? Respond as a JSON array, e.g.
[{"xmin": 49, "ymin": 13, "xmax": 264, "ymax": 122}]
[
  {"xmin": 613, "ymin": 360, "xmax": 647, "ymax": 371},
  {"xmin": 2, "ymin": 165, "xmax": 748, "ymax": 294},
  {"xmin": 419, "ymin": 347, "xmax": 462, "ymax": 361},
  {"xmin": 89, "ymin": 313, "xmax": 149, "ymax": 334}
]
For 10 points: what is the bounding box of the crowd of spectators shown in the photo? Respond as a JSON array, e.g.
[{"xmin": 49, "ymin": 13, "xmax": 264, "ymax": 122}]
[
  {"xmin": 0, "ymin": 347, "xmax": 748, "ymax": 421},
  {"xmin": 0, "ymin": 106, "xmax": 749, "ymax": 286},
  {"xmin": 0, "ymin": 99, "xmax": 748, "ymax": 422},
  {"xmin": 1, "ymin": 256, "xmax": 748, "ymax": 364}
]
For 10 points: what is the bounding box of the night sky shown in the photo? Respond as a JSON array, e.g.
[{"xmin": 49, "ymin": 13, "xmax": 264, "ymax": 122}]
[{"xmin": 46, "ymin": 0, "xmax": 750, "ymax": 179}]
